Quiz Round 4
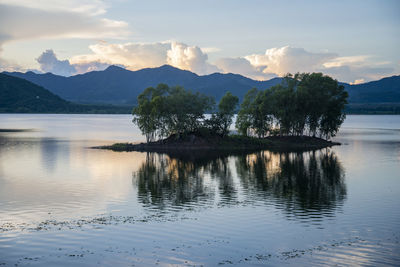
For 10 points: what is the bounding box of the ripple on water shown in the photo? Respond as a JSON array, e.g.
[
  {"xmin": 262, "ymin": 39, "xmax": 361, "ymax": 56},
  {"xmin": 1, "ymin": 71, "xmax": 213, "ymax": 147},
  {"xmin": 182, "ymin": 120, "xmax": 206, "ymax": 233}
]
[{"xmin": 0, "ymin": 114, "xmax": 400, "ymax": 266}]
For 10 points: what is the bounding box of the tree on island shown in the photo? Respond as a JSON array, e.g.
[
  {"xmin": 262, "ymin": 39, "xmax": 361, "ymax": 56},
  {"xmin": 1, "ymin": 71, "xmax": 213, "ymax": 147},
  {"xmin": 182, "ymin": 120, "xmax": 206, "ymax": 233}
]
[
  {"xmin": 236, "ymin": 73, "xmax": 348, "ymax": 140},
  {"xmin": 132, "ymin": 85, "xmax": 240, "ymax": 143},
  {"xmin": 132, "ymin": 84, "xmax": 214, "ymax": 142},
  {"xmin": 206, "ymin": 92, "xmax": 239, "ymax": 137},
  {"xmin": 132, "ymin": 73, "xmax": 348, "ymax": 143}
]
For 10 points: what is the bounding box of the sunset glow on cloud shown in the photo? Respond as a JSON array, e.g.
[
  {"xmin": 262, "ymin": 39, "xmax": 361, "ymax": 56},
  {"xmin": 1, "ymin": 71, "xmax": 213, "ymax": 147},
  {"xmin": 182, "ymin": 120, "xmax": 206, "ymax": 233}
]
[{"xmin": 0, "ymin": 0, "xmax": 398, "ymax": 84}]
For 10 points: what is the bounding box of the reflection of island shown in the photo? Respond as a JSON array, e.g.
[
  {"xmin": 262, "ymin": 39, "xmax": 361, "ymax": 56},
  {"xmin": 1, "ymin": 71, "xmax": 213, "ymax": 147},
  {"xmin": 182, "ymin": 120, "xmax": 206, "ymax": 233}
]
[
  {"xmin": 134, "ymin": 153, "xmax": 216, "ymax": 209},
  {"xmin": 133, "ymin": 149, "xmax": 346, "ymax": 220},
  {"xmin": 236, "ymin": 150, "xmax": 346, "ymax": 220}
]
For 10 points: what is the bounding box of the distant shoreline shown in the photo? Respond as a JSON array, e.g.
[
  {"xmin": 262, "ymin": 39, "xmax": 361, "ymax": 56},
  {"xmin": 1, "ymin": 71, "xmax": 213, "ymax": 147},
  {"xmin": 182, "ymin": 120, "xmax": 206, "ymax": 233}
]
[
  {"xmin": 2, "ymin": 110, "xmax": 400, "ymax": 115},
  {"xmin": 0, "ymin": 128, "xmax": 34, "ymax": 132}
]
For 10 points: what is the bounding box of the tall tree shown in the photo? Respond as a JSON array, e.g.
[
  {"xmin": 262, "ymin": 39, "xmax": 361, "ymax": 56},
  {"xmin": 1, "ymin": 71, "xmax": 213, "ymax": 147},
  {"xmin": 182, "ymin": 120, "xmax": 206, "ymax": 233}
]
[
  {"xmin": 132, "ymin": 84, "xmax": 214, "ymax": 142},
  {"xmin": 235, "ymin": 88, "xmax": 258, "ymax": 136},
  {"xmin": 164, "ymin": 86, "xmax": 214, "ymax": 136},
  {"xmin": 319, "ymin": 84, "xmax": 348, "ymax": 139},
  {"xmin": 208, "ymin": 92, "xmax": 239, "ymax": 136},
  {"xmin": 132, "ymin": 86, "xmax": 163, "ymax": 143},
  {"xmin": 236, "ymin": 72, "xmax": 348, "ymax": 139}
]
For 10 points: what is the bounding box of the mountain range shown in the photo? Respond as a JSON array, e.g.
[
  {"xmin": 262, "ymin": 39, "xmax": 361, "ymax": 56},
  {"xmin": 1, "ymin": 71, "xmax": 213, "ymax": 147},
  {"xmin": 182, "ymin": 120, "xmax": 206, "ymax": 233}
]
[
  {"xmin": 3, "ymin": 65, "xmax": 400, "ymax": 107},
  {"xmin": 3, "ymin": 65, "xmax": 282, "ymax": 104},
  {"xmin": 0, "ymin": 73, "xmax": 130, "ymax": 113}
]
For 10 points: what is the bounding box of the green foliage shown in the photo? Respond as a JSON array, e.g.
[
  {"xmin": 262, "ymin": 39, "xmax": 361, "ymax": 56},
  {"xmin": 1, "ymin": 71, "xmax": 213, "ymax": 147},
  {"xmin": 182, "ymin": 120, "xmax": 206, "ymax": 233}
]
[
  {"xmin": 132, "ymin": 73, "xmax": 347, "ymax": 143},
  {"xmin": 236, "ymin": 73, "xmax": 348, "ymax": 140},
  {"xmin": 235, "ymin": 88, "xmax": 258, "ymax": 136},
  {"xmin": 296, "ymin": 73, "xmax": 348, "ymax": 138},
  {"xmin": 132, "ymin": 84, "xmax": 214, "ymax": 142},
  {"xmin": 252, "ymin": 88, "xmax": 274, "ymax": 137},
  {"xmin": 163, "ymin": 86, "xmax": 214, "ymax": 136},
  {"xmin": 207, "ymin": 92, "xmax": 239, "ymax": 136}
]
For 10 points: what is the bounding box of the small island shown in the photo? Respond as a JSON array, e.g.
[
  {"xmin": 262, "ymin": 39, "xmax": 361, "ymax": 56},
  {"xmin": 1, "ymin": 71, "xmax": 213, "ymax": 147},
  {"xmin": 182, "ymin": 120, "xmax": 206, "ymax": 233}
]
[
  {"xmin": 95, "ymin": 73, "xmax": 347, "ymax": 152},
  {"xmin": 95, "ymin": 132, "xmax": 340, "ymax": 153}
]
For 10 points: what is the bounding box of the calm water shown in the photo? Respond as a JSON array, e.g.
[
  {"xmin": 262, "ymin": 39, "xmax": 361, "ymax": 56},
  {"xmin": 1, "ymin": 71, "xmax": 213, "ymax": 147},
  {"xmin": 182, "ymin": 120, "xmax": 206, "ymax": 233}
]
[{"xmin": 0, "ymin": 114, "xmax": 399, "ymax": 266}]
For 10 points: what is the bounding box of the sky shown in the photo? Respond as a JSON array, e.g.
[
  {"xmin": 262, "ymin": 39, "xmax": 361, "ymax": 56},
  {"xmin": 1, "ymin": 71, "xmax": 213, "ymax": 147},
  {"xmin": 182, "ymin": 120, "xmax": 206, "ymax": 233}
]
[{"xmin": 0, "ymin": 0, "xmax": 399, "ymax": 83}]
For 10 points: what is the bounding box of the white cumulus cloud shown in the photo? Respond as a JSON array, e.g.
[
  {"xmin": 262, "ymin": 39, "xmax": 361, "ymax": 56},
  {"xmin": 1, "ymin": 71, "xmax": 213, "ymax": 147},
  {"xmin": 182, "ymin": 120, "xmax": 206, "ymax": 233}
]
[
  {"xmin": 71, "ymin": 42, "xmax": 170, "ymax": 71},
  {"xmin": 245, "ymin": 46, "xmax": 337, "ymax": 76},
  {"xmin": 70, "ymin": 41, "xmax": 220, "ymax": 75},
  {"xmin": 215, "ymin": 57, "xmax": 276, "ymax": 80},
  {"xmin": 167, "ymin": 42, "xmax": 220, "ymax": 74},
  {"xmin": 217, "ymin": 46, "xmax": 395, "ymax": 82},
  {"xmin": 8, "ymin": 41, "xmax": 396, "ymax": 84}
]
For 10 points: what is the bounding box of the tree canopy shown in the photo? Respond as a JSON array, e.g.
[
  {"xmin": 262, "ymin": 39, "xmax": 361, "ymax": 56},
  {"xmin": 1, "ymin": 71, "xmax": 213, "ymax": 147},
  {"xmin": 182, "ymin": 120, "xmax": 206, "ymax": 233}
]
[
  {"xmin": 132, "ymin": 84, "xmax": 214, "ymax": 142},
  {"xmin": 236, "ymin": 73, "xmax": 348, "ymax": 139},
  {"xmin": 133, "ymin": 73, "xmax": 348, "ymax": 143},
  {"xmin": 206, "ymin": 92, "xmax": 239, "ymax": 137}
]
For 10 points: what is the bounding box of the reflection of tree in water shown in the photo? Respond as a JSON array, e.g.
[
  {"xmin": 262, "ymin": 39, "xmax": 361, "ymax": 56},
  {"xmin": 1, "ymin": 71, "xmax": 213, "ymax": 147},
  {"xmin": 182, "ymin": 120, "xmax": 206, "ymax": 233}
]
[
  {"xmin": 133, "ymin": 149, "xmax": 346, "ymax": 220},
  {"xmin": 133, "ymin": 151, "xmax": 239, "ymax": 210},
  {"xmin": 134, "ymin": 153, "xmax": 215, "ymax": 210},
  {"xmin": 208, "ymin": 156, "xmax": 236, "ymax": 203},
  {"xmin": 236, "ymin": 149, "xmax": 346, "ymax": 219}
]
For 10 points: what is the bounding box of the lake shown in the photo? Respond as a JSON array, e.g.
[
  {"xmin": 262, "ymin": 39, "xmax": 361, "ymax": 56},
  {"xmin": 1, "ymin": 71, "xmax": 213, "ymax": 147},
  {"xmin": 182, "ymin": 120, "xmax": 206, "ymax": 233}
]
[{"xmin": 0, "ymin": 114, "xmax": 399, "ymax": 266}]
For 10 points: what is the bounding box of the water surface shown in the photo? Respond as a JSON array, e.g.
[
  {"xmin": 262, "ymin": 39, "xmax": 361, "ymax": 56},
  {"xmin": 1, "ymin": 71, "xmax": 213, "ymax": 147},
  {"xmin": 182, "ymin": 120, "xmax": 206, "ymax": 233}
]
[{"xmin": 0, "ymin": 114, "xmax": 399, "ymax": 266}]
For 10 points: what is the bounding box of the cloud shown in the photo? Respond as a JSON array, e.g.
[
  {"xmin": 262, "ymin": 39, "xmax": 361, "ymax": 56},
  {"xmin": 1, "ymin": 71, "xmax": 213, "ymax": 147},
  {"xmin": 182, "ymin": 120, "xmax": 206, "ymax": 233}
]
[
  {"xmin": 352, "ymin": 79, "xmax": 365, "ymax": 85},
  {"xmin": 36, "ymin": 44, "xmax": 398, "ymax": 83},
  {"xmin": 0, "ymin": 4, "xmax": 129, "ymax": 46},
  {"xmin": 71, "ymin": 42, "xmax": 170, "ymax": 71},
  {"xmin": 322, "ymin": 65, "xmax": 394, "ymax": 84},
  {"xmin": 167, "ymin": 42, "xmax": 220, "ymax": 74},
  {"xmin": 217, "ymin": 46, "xmax": 396, "ymax": 82},
  {"xmin": 36, "ymin": 49, "xmax": 112, "ymax": 76},
  {"xmin": 245, "ymin": 46, "xmax": 337, "ymax": 76},
  {"xmin": 70, "ymin": 41, "xmax": 220, "ymax": 75},
  {"xmin": 0, "ymin": 0, "xmax": 129, "ymax": 73},
  {"xmin": 0, "ymin": 57, "xmax": 24, "ymax": 72},
  {"xmin": 215, "ymin": 57, "xmax": 276, "ymax": 80},
  {"xmin": 319, "ymin": 54, "xmax": 395, "ymax": 83},
  {"xmin": 0, "ymin": 1, "xmax": 397, "ymax": 82},
  {"xmin": 36, "ymin": 50, "xmax": 76, "ymax": 76},
  {"xmin": 201, "ymin": 47, "xmax": 221, "ymax": 53},
  {"xmin": 4, "ymin": 40, "xmax": 396, "ymax": 84},
  {"xmin": 215, "ymin": 46, "xmax": 338, "ymax": 80},
  {"xmin": 323, "ymin": 55, "xmax": 371, "ymax": 68},
  {"xmin": 0, "ymin": 0, "xmax": 107, "ymax": 15},
  {"xmin": 73, "ymin": 61, "xmax": 110, "ymax": 74},
  {"xmin": 0, "ymin": 0, "xmax": 130, "ymax": 70}
]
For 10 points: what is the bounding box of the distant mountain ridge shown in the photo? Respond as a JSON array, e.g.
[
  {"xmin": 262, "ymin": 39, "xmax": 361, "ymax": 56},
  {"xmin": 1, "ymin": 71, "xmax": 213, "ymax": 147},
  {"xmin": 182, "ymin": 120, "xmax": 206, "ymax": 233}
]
[
  {"xmin": 344, "ymin": 75, "xmax": 400, "ymax": 103},
  {"xmin": 3, "ymin": 65, "xmax": 282, "ymax": 104},
  {"xmin": 3, "ymin": 65, "xmax": 400, "ymax": 105},
  {"xmin": 0, "ymin": 73, "xmax": 73, "ymax": 113},
  {"xmin": 0, "ymin": 73, "xmax": 130, "ymax": 113}
]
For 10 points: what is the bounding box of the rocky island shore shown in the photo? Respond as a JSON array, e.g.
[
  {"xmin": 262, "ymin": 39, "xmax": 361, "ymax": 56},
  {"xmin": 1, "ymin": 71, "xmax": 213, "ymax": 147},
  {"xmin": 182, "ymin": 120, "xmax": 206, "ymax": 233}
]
[{"xmin": 93, "ymin": 132, "xmax": 340, "ymax": 153}]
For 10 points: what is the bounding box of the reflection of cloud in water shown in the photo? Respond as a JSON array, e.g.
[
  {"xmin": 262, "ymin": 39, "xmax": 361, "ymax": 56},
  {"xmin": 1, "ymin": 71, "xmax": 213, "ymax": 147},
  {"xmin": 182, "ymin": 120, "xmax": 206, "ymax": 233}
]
[
  {"xmin": 133, "ymin": 149, "xmax": 346, "ymax": 221},
  {"xmin": 0, "ymin": 136, "xmax": 147, "ymax": 224},
  {"xmin": 40, "ymin": 138, "xmax": 65, "ymax": 173}
]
